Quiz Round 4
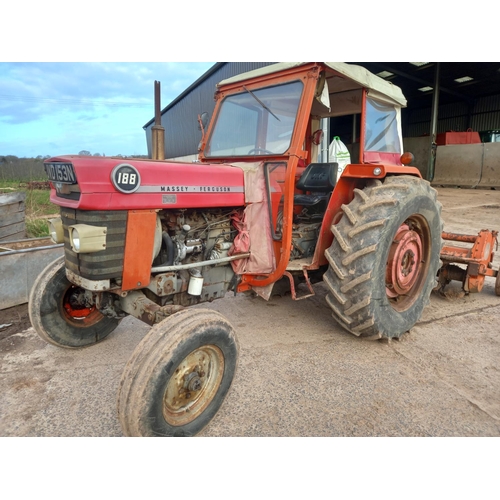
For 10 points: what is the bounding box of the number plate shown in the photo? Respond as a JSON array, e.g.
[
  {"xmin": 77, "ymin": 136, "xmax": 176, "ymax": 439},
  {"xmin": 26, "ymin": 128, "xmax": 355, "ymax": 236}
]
[{"xmin": 45, "ymin": 162, "xmax": 77, "ymax": 184}]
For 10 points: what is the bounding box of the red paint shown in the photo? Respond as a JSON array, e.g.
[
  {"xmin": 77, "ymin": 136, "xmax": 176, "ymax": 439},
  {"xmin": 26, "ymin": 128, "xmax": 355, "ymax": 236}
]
[
  {"xmin": 436, "ymin": 130, "xmax": 481, "ymax": 145},
  {"xmin": 309, "ymin": 164, "xmax": 422, "ymax": 269},
  {"xmin": 46, "ymin": 156, "xmax": 245, "ymax": 210},
  {"xmin": 122, "ymin": 210, "xmax": 157, "ymax": 291},
  {"xmin": 386, "ymin": 224, "xmax": 422, "ymax": 297},
  {"xmin": 363, "ymin": 151, "xmax": 403, "ymax": 165},
  {"xmin": 441, "ymin": 229, "xmax": 499, "ymax": 292}
]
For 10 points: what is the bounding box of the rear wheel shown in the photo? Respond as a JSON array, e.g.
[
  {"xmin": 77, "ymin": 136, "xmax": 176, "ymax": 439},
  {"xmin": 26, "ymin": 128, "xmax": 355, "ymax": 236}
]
[
  {"xmin": 323, "ymin": 176, "xmax": 443, "ymax": 340},
  {"xmin": 28, "ymin": 256, "xmax": 120, "ymax": 348},
  {"xmin": 117, "ymin": 308, "xmax": 239, "ymax": 437}
]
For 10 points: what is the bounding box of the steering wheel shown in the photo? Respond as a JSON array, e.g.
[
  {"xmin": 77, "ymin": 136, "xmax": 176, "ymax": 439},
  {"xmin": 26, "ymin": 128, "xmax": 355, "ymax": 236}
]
[{"xmin": 248, "ymin": 148, "xmax": 273, "ymax": 155}]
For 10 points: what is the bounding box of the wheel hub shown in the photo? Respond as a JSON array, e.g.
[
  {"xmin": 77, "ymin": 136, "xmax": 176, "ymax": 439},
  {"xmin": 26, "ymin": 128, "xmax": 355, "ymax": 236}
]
[
  {"xmin": 62, "ymin": 286, "xmax": 98, "ymax": 320},
  {"xmin": 163, "ymin": 345, "xmax": 224, "ymax": 427},
  {"xmin": 386, "ymin": 223, "xmax": 423, "ymax": 297},
  {"xmin": 185, "ymin": 371, "xmax": 203, "ymax": 392}
]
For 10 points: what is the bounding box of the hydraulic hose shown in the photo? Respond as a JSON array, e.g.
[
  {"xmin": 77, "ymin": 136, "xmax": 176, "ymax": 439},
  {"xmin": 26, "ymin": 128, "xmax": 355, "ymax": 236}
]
[{"xmin": 160, "ymin": 232, "xmax": 175, "ymax": 266}]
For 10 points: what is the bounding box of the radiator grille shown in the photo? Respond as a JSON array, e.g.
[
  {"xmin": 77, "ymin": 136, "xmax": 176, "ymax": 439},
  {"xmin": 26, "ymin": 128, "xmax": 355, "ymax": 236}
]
[{"xmin": 60, "ymin": 208, "xmax": 127, "ymax": 280}]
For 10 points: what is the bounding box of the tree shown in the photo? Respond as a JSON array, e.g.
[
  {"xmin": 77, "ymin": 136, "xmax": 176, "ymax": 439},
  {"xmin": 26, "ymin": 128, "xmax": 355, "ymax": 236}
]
[{"xmin": 79, "ymin": 150, "xmax": 91, "ymax": 156}]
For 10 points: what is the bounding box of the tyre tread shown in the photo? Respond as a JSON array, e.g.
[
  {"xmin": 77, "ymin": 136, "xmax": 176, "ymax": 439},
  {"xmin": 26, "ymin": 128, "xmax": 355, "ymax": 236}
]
[
  {"xmin": 323, "ymin": 175, "xmax": 443, "ymax": 340},
  {"xmin": 117, "ymin": 308, "xmax": 239, "ymax": 437}
]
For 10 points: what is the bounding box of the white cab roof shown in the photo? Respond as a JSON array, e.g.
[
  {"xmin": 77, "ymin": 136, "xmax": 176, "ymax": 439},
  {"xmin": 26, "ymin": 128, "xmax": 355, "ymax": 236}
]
[{"xmin": 218, "ymin": 62, "xmax": 407, "ymax": 107}]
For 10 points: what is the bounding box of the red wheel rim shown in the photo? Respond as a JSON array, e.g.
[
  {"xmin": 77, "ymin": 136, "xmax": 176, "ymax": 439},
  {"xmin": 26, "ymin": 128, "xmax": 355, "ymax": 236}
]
[
  {"xmin": 385, "ymin": 216, "xmax": 431, "ymax": 311},
  {"xmin": 61, "ymin": 285, "xmax": 103, "ymax": 326}
]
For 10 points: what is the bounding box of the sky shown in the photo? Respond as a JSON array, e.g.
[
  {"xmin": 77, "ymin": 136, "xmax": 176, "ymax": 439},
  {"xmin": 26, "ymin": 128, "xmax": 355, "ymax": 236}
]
[
  {"xmin": 0, "ymin": 62, "xmax": 215, "ymax": 158},
  {"xmin": 1, "ymin": 0, "xmax": 490, "ymax": 161},
  {"xmin": 0, "ymin": 5, "xmax": 496, "ymax": 490}
]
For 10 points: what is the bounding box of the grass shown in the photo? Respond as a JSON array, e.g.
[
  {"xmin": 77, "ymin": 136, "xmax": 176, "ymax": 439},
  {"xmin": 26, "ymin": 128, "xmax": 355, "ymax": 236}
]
[
  {"xmin": 26, "ymin": 218, "xmax": 51, "ymax": 238},
  {"xmin": 0, "ymin": 179, "xmax": 57, "ymax": 238}
]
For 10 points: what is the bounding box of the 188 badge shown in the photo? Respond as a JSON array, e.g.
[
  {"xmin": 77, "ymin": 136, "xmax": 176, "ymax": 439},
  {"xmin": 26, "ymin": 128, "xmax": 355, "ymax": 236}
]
[{"xmin": 111, "ymin": 164, "xmax": 141, "ymax": 193}]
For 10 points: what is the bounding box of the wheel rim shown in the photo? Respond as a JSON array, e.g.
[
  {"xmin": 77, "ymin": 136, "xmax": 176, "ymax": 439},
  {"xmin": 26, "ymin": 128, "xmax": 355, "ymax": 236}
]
[
  {"xmin": 386, "ymin": 216, "xmax": 431, "ymax": 311},
  {"xmin": 163, "ymin": 345, "xmax": 224, "ymax": 427},
  {"xmin": 61, "ymin": 285, "xmax": 103, "ymax": 326}
]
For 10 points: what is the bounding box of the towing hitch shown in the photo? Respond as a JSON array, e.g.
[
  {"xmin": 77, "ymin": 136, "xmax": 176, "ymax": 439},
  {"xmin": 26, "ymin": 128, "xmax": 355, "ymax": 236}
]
[{"xmin": 438, "ymin": 229, "xmax": 500, "ymax": 295}]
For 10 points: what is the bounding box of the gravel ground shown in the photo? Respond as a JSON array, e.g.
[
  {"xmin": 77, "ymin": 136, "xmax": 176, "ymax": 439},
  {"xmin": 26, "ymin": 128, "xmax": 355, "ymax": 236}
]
[{"xmin": 1, "ymin": 186, "xmax": 499, "ymax": 438}]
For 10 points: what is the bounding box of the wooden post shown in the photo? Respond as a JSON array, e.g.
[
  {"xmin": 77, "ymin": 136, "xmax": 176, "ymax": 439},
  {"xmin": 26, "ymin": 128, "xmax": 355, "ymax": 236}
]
[{"xmin": 0, "ymin": 192, "xmax": 26, "ymax": 242}]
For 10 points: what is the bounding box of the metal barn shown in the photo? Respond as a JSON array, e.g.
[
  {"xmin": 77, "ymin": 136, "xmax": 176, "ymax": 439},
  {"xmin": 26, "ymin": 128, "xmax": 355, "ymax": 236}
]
[
  {"xmin": 143, "ymin": 63, "xmax": 276, "ymax": 162},
  {"xmin": 143, "ymin": 62, "xmax": 500, "ymax": 186}
]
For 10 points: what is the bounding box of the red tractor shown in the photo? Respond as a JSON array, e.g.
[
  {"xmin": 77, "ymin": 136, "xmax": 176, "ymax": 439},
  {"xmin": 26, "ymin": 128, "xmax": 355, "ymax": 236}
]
[{"xmin": 30, "ymin": 62, "xmax": 445, "ymax": 436}]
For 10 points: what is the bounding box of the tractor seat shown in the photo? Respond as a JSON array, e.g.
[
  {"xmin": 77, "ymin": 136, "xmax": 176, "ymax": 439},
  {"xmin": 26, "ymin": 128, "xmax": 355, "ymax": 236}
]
[{"xmin": 294, "ymin": 162, "xmax": 338, "ymax": 206}]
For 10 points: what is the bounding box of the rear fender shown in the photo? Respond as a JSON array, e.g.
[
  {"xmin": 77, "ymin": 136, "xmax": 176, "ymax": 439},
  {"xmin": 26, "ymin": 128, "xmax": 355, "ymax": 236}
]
[{"xmin": 312, "ymin": 164, "xmax": 422, "ymax": 267}]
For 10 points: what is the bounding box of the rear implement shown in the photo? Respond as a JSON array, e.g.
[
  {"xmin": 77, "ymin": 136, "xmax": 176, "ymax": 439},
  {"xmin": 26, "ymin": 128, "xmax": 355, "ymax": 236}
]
[{"xmin": 438, "ymin": 229, "xmax": 500, "ymax": 295}]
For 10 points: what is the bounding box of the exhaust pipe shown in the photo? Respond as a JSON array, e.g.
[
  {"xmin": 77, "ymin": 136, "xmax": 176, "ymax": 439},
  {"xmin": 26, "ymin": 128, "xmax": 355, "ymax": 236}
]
[{"xmin": 151, "ymin": 80, "xmax": 165, "ymax": 160}]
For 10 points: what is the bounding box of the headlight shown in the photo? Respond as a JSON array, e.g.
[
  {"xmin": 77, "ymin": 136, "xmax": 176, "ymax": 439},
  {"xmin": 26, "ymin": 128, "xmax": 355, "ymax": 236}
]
[
  {"xmin": 69, "ymin": 224, "xmax": 107, "ymax": 253},
  {"xmin": 71, "ymin": 228, "xmax": 81, "ymax": 251},
  {"xmin": 48, "ymin": 217, "xmax": 64, "ymax": 244}
]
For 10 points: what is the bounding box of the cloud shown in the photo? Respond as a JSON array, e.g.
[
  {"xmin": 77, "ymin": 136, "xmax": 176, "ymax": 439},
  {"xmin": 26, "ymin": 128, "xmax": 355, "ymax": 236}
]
[
  {"xmin": 0, "ymin": 62, "xmax": 214, "ymax": 124},
  {"xmin": 0, "ymin": 62, "xmax": 215, "ymax": 157}
]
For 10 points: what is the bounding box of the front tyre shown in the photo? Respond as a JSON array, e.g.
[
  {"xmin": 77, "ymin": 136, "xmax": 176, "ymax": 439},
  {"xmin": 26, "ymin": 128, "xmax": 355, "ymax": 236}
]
[
  {"xmin": 323, "ymin": 176, "xmax": 443, "ymax": 340},
  {"xmin": 117, "ymin": 309, "xmax": 239, "ymax": 437},
  {"xmin": 28, "ymin": 256, "xmax": 120, "ymax": 348}
]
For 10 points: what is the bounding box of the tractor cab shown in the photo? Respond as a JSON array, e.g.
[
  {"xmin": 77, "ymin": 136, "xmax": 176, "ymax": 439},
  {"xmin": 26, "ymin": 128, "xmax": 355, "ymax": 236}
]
[
  {"xmin": 198, "ymin": 62, "xmax": 416, "ymax": 294},
  {"xmin": 199, "ymin": 62, "xmax": 408, "ymax": 167}
]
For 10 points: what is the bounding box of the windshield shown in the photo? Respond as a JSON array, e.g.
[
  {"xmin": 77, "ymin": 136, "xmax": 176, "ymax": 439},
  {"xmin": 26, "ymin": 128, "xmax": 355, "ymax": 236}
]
[
  {"xmin": 364, "ymin": 97, "xmax": 402, "ymax": 153},
  {"xmin": 205, "ymin": 81, "xmax": 303, "ymax": 157}
]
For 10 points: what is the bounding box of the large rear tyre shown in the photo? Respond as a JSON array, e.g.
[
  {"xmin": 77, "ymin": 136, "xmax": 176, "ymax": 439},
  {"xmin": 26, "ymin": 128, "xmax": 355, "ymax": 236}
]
[
  {"xmin": 117, "ymin": 308, "xmax": 239, "ymax": 437},
  {"xmin": 28, "ymin": 256, "xmax": 120, "ymax": 348},
  {"xmin": 323, "ymin": 176, "xmax": 443, "ymax": 340}
]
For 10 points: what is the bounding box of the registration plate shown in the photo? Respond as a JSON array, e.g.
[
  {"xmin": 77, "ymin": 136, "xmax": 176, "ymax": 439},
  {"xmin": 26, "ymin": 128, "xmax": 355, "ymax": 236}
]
[{"xmin": 45, "ymin": 162, "xmax": 77, "ymax": 184}]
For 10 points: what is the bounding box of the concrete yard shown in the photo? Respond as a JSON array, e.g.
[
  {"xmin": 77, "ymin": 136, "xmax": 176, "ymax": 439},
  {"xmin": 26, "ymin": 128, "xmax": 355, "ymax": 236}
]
[{"xmin": 0, "ymin": 186, "xmax": 499, "ymax": 437}]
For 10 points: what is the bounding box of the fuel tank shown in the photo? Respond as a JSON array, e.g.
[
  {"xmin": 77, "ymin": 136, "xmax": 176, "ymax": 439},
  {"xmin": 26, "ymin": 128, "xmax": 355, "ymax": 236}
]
[{"xmin": 44, "ymin": 155, "xmax": 246, "ymax": 210}]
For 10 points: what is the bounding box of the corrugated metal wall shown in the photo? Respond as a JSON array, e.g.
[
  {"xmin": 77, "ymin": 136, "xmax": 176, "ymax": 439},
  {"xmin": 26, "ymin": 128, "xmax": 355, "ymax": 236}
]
[
  {"xmin": 145, "ymin": 63, "xmax": 500, "ymax": 156},
  {"xmin": 406, "ymin": 94, "xmax": 500, "ymax": 137},
  {"xmin": 144, "ymin": 62, "xmax": 276, "ymax": 159}
]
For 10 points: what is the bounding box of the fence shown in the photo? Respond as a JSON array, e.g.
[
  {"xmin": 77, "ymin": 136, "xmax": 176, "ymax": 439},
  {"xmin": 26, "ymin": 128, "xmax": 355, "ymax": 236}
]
[{"xmin": 0, "ymin": 158, "xmax": 47, "ymax": 181}]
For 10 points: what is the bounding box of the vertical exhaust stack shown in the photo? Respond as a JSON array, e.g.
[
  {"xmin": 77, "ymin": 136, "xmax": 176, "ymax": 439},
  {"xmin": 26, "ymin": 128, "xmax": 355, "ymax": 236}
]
[{"xmin": 151, "ymin": 80, "xmax": 165, "ymax": 160}]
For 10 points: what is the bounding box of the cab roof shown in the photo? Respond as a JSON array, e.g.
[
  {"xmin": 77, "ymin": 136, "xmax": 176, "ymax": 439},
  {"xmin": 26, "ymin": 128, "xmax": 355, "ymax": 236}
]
[{"xmin": 217, "ymin": 62, "xmax": 407, "ymax": 108}]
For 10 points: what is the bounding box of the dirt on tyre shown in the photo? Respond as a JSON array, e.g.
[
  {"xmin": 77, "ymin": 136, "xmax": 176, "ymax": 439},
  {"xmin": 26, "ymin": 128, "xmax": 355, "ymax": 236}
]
[
  {"xmin": 28, "ymin": 256, "xmax": 120, "ymax": 348},
  {"xmin": 117, "ymin": 308, "xmax": 239, "ymax": 437},
  {"xmin": 323, "ymin": 175, "xmax": 443, "ymax": 340}
]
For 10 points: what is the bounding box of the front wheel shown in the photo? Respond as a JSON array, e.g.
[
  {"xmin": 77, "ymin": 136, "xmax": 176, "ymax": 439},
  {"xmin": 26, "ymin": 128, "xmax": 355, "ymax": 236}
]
[
  {"xmin": 28, "ymin": 256, "xmax": 120, "ymax": 348},
  {"xmin": 117, "ymin": 308, "xmax": 239, "ymax": 437},
  {"xmin": 323, "ymin": 176, "xmax": 443, "ymax": 340}
]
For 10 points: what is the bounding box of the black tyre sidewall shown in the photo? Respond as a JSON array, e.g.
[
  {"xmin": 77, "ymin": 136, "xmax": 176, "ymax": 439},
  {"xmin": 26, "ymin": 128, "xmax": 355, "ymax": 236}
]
[
  {"xmin": 35, "ymin": 261, "xmax": 119, "ymax": 347},
  {"xmin": 368, "ymin": 192, "xmax": 441, "ymax": 336},
  {"xmin": 143, "ymin": 323, "xmax": 238, "ymax": 437}
]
